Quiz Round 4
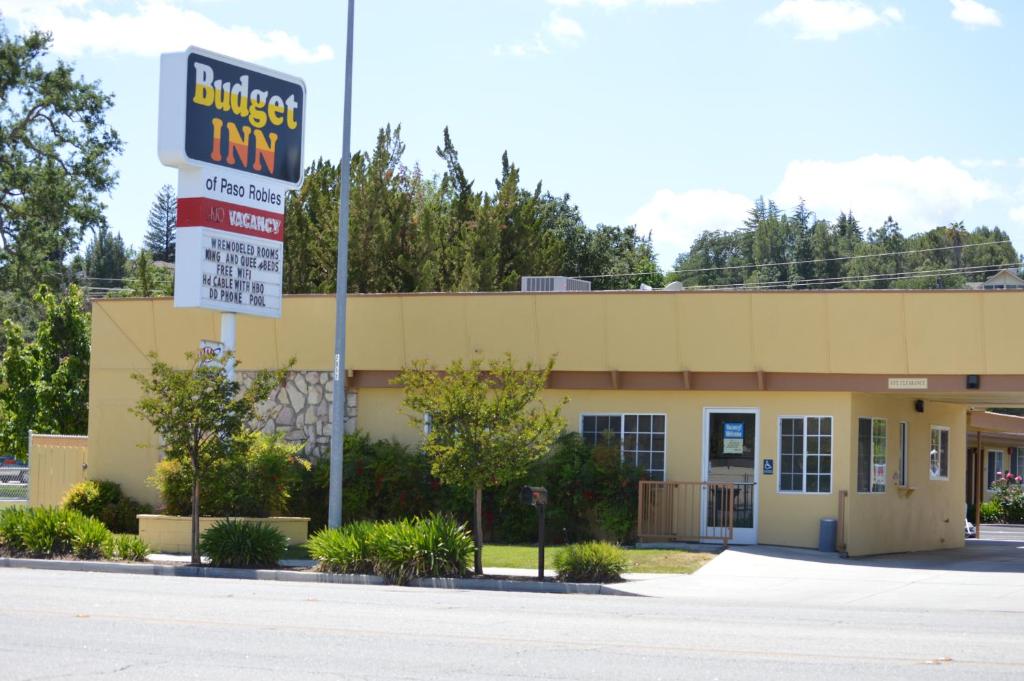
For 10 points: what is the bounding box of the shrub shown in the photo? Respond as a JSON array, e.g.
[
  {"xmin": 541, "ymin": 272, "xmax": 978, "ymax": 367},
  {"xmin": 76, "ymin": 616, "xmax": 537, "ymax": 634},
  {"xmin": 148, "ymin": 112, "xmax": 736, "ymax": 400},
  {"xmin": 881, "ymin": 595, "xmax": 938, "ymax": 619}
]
[
  {"xmin": 365, "ymin": 518, "xmax": 421, "ymax": 585},
  {"xmin": 990, "ymin": 472, "xmax": 1024, "ymax": 524},
  {"xmin": 288, "ymin": 433, "xmax": 463, "ymax": 532},
  {"xmin": 68, "ymin": 514, "xmax": 111, "ymax": 560},
  {"xmin": 153, "ymin": 432, "xmax": 308, "ymax": 518},
  {"xmin": 61, "ymin": 480, "xmax": 152, "ymax": 533},
  {"xmin": 554, "ymin": 541, "xmax": 629, "ymax": 583},
  {"xmin": 103, "ymin": 534, "xmax": 151, "ymax": 562},
  {"xmin": 980, "ymin": 500, "xmax": 1003, "ymax": 523},
  {"xmin": 198, "ymin": 519, "xmax": 288, "ymax": 568},
  {"xmin": 310, "ymin": 515, "xmax": 473, "ymax": 584},
  {"xmin": 307, "ymin": 521, "xmax": 375, "ymax": 574},
  {"xmin": 21, "ymin": 507, "xmax": 78, "ymax": 557},
  {"xmin": 409, "ymin": 513, "xmax": 474, "ymax": 579},
  {"xmin": 99, "ymin": 496, "xmax": 153, "ymax": 534},
  {"xmin": 62, "ymin": 480, "xmax": 122, "ymax": 519},
  {"xmin": 491, "ymin": 433, "xmax": 644, "ymax": 544},
  {"xmin": 0, "ymin": 506, "xmax": 32, "ymax": 554},
  {"xmin": 0, "ymin": 507, "xmax": 120, "ymax": 559}
]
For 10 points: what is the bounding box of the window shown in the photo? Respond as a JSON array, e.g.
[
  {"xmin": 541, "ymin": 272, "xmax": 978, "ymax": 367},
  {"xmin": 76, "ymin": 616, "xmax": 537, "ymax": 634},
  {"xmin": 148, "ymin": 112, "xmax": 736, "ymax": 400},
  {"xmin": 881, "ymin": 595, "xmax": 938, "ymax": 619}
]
[
  {"xmin": 580, "ymin": 414, "xmax": 666, "ymax": 480},
  {"xmin": 779, "ymin": 416, "xmax": 832, "ymax": 493},
  {"xmin": 857, "ymin": 418, "xmax": 886, "ymax": 493},
  {"xmin": 930, "ymin": 426, "xmax": 949, "ymax": 480},
  {"xmin": 898, "ymin": 422, "xmax": 908, "ymax": 487},
  {"xmin": 1009, "ymin": 448, "xmax": 1024, "ymax": 477},
  {"xmin": 986, "ymin": 450, "xmax": 1004, "ymax": 489}
]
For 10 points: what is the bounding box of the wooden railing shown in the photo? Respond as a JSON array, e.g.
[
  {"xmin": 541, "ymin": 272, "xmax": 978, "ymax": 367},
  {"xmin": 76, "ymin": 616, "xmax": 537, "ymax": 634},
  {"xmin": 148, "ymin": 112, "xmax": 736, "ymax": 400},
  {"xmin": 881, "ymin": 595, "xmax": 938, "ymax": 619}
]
[{"xmin": 637, "ymin": 480, "xmax": 735, "ymax": 545}]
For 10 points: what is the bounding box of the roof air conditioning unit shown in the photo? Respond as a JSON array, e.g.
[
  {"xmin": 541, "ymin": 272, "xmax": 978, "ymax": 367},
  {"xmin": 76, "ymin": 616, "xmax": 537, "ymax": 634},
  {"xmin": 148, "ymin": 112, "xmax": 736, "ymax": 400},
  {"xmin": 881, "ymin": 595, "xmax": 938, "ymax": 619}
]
[{"xmin": 520, "ymin": 276, "xmax": 592, "ymax": 292}]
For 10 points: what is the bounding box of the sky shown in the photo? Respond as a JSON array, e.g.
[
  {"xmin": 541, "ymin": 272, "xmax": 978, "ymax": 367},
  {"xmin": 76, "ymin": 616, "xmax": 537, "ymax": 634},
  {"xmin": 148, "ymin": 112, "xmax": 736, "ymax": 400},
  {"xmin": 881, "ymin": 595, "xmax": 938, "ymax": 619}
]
[{"xmin": 3, "ymin": 0, "xmax": 1023, "ymax": 269}]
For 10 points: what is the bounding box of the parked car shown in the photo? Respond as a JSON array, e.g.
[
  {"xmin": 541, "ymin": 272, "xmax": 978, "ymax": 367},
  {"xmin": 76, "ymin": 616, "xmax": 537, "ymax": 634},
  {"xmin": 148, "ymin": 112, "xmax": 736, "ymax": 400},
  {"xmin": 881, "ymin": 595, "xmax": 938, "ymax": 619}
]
[{"xmin": 0, "ymin": 456, "xmax": 27, "ymax": 483}]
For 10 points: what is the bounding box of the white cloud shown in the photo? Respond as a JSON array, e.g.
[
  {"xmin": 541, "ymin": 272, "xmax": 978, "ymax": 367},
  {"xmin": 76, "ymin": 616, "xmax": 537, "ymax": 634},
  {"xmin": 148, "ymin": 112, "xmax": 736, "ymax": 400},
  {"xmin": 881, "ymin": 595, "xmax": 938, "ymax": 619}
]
[
  {"xmin": 950, "ymin": 0, "xmax": 1001, "ymax": 28},
  {"xmin": 631, "ymin": 155, "xmax": 1001, "ymax": 263},
  {"xmin": 493, "ymin": 10, "xmax": 585, "ymax": 57},
  {"xmin": 628, "ymin": 189, "xmax": 752, "ymax": 265},
  {"xmin": 774, "ymin": 155, "xmax": 996, "ymax": 231},
  {"xmin": 760, "ymin": 0, "xmax": 904, "ymax": 41},
  {"xmin": 4, "ymin": 0, "xmax": 334, "ymax": 64},
  {"xmin": 546, "ymin": 13, "xmax": 585, "ymax": 45},
  {"xmin": 961, "ymin": 159, "xmax": 1008, "ymax": 169}
]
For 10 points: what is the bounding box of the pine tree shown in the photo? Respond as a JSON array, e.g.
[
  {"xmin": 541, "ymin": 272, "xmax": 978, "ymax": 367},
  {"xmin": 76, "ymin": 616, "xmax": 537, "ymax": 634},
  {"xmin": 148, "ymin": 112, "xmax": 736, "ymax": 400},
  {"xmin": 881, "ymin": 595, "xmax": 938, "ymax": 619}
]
[
  {"xmin": 81, "ymin": 224, "xmax": 130, "ymax": 285},
  {"xmin": 144, "ymin": 185, "xmax": 177, "ymax": 262}
]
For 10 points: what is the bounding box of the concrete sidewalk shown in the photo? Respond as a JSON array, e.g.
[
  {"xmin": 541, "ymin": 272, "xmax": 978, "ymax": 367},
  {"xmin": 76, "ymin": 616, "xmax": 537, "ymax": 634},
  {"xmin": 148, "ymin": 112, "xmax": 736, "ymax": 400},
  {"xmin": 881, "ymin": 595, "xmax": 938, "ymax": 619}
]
[{"xmin": 609, "ymin": 540, "xmax": 1024, "ymax": 609}]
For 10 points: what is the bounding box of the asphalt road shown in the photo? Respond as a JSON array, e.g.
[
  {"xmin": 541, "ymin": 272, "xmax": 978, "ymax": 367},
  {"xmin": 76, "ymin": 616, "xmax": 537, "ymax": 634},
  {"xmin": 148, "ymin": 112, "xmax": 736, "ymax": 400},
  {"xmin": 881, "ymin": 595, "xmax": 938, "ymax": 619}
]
[{"xmin": 2, "ymin": 568, "xmax": 1022, "ymax": 681}]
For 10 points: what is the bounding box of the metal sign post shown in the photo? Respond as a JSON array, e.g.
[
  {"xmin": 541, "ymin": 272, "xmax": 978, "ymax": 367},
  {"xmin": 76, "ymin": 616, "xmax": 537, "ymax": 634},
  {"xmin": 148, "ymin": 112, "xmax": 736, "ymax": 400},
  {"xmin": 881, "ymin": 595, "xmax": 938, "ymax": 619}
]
[{"xmin": 520, "ymin": 486, "xmax": 549, "ymax": 581}]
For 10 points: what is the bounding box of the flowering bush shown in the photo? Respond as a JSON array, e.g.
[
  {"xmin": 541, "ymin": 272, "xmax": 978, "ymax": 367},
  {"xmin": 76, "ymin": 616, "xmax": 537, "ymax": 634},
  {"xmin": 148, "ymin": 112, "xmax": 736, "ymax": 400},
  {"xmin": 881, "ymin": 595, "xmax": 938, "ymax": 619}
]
[{"xmin": 989, "ymin": 472, "xmax": 1024, "ymax": 524}]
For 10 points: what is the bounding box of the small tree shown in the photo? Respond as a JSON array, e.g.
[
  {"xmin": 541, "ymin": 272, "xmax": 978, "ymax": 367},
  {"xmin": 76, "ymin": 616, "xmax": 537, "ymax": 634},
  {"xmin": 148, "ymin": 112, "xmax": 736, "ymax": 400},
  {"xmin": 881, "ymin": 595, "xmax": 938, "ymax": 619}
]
[
  {"xmin": 132, "ymin": 353, "xmax": 285, "ymax": 565},
  {"xmin": 396, "ymin": 355, "xmax": 565, "ymax": 575},
  {"xmin": 144, "ymin": 185, "xmax": 177, "ymax": 263},
  {"xmin": 0, "ymin": 284, "xmax": 90, "ymax": 458}
]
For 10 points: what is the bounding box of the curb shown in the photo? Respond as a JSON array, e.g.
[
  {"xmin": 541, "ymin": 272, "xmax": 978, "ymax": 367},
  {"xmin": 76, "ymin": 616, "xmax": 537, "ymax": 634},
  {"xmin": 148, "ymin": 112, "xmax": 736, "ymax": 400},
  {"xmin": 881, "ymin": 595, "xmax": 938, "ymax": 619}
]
[{"xmin": 0, "ymin": 557, "xmax": 638, "ymax": 596}]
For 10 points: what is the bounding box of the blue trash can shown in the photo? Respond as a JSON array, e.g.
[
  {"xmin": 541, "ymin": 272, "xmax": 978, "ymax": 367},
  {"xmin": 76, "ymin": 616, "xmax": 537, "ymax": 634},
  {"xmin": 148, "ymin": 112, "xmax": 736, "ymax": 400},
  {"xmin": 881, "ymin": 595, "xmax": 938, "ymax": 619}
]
[{"xmin": 818, "ymin": 517, "xmax": 838, "ymax": 553}]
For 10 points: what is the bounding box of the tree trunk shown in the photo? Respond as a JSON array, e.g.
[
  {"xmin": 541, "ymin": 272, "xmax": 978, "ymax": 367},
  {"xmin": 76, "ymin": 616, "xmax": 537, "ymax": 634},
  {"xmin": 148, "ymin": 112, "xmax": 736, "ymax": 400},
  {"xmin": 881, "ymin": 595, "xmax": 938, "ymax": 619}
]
[
  {"xmin": 191, "ymin": 458, "xmax": 201, "ymax": 566},
  {"xmin": 473, "ymin": 486, "xmax": 483, "ymax": 576}
]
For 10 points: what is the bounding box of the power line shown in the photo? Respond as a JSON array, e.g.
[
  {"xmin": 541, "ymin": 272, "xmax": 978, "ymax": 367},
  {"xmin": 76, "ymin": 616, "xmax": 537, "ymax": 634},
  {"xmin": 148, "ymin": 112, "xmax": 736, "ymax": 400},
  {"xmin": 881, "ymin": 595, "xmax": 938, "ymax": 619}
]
[
  {"xmin": 686, "ymin": 262, "xmax": 1022, "ymax": 291},
  {"xmin": 575, "ymin": 239, "xmax": 1014, "ymax": 280}
]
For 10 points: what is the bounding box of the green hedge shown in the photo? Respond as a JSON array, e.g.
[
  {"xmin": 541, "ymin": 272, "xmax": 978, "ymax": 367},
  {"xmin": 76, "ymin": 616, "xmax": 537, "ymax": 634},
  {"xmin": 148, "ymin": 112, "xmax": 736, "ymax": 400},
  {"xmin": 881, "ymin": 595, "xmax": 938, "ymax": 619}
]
[
  {"xmin": 152, "ymin": 432, "xmax": 309, "ymax": 517},
  {"xmin": 308, "ymin": 514, "xmax": 474, "ymax": 585},
  {"xmin": 61, "ymin": 480, "xmax": 153, "ymax": 533},
  {"xmin": 0, "ymin": 506, "xmax": 150, "ymax": 561},
  {"xmin": 290, "ymin": 432, "xmax": 641, "ymax": 544}
]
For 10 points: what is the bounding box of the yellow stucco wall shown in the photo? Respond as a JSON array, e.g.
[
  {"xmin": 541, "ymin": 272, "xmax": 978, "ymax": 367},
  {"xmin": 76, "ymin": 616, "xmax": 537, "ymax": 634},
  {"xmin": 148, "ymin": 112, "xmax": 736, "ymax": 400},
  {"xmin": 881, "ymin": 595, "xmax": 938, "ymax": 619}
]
[
  {"xmin": 86, "ymin": 291, "xmax": 1008, "ymax": 551},
  {"xmin": 844, "ymin": 396, "xmax": 966, "ymax": 556},
  {"xmin": 138, "ymin": 515, "xmax": 309, "ymax": 553}
]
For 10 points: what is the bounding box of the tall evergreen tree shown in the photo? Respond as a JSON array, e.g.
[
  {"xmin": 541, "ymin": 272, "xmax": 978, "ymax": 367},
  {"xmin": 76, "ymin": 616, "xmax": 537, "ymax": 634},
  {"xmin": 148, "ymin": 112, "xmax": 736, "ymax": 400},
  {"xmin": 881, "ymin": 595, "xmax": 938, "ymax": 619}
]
[
  {"xmin": 144, "ymin": 185, "xmax": 177, "ymax": 262},
  {"xmin": 80, "ymin": 224, "xmax": 130, "ymax": 284}
]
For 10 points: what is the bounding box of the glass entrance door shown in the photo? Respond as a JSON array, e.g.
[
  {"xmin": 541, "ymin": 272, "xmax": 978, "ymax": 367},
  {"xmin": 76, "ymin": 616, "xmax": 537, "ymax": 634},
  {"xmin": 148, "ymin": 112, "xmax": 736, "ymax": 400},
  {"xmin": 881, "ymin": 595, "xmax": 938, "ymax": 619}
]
[{"xmin": 702, "ymin": 409, "xmax": 758, "ymax": 544}]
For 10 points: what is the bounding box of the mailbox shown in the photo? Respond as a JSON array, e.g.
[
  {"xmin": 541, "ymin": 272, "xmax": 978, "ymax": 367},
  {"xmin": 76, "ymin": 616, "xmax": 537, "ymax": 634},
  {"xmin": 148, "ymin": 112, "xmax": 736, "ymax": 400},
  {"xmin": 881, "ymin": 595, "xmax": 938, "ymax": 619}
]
[{"xmin": 520, "ymin": 485, "xmax": 548, "ymax": 507}]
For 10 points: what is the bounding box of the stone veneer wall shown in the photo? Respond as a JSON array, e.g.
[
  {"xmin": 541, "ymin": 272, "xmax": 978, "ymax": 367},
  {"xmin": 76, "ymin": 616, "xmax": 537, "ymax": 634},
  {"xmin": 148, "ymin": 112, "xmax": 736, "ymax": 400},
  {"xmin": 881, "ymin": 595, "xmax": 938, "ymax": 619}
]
[{"xmin": 241, "ymin": 371, "xmax": 356, "ymax": 458}]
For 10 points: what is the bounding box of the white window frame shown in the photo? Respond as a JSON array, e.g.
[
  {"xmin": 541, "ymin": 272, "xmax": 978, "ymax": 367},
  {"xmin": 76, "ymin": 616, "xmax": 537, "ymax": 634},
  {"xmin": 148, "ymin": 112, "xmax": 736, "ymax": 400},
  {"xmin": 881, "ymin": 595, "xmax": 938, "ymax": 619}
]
[
  {"xmin": 776, "ymin": 415, "xmax": 834, "ymax": 495},
  {"xmin": 898, "ymin": 421, "xmax": 908, "ymax": 487},
  {"xmin": 930, "ymin": 425, "xmax": 950, "ymax": 481},
  {"xmin": 857, "ymin": 417, "xmax": 887, "ymax": 494},
  {"xmin": 578, "ymin": 413, "xmax": 668, "ymax": 481}
]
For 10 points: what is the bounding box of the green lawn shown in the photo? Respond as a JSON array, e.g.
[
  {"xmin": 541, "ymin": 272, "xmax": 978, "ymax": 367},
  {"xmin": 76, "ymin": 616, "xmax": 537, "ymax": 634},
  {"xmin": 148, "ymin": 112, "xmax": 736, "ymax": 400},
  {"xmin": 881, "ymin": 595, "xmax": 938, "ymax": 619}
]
[{"xmin": 483, "ymin": 544, "xmax": 716, "ymax": 574}]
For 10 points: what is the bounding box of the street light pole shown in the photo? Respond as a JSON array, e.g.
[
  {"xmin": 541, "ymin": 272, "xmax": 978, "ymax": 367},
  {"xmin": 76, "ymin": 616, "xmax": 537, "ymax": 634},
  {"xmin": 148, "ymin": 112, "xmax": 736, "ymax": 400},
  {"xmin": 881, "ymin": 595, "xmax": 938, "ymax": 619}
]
[{"xmin": 328, "ymin": 0, "xmax": 355, "ymax": 529}]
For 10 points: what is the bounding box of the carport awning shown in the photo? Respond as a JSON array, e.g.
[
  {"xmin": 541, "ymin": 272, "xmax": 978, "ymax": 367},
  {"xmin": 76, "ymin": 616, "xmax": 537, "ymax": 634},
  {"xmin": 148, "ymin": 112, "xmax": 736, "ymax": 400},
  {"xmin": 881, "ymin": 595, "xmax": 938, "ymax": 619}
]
[{"xmin": 968, "ymin": 410, "xmax": 1024, "ymax": 435}]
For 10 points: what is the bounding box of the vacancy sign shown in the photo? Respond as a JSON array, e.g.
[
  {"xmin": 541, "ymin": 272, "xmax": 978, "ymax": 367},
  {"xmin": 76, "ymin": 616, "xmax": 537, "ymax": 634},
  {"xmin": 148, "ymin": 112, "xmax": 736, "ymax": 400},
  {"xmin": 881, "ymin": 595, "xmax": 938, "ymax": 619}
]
[{"xmin": 158, "ymin": 46, "xmax": 305, "ymax": 318}]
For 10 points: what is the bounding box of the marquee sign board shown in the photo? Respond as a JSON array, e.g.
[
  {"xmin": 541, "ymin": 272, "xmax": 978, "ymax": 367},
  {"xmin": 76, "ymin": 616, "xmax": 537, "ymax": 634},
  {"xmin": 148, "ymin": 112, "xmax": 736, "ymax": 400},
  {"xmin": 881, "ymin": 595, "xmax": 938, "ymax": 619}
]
[{"xmin": 158, "ymin": 46, "xmax": 305, "ymax": 319}]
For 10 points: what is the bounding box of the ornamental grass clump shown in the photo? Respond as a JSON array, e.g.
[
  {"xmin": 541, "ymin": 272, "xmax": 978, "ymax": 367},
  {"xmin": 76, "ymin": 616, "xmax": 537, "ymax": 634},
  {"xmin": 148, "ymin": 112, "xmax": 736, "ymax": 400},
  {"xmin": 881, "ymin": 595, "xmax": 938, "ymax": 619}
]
[
  {"xmin": 309, "ymin": 515, "xmax": 474, "ymax": 585},
  {"xmin": 103, "ymin": 534, "xmax": 151, "ymax": 562},
  {"xmin": 307, "ymin": 521, "xmax": 376, "ymax": 574},
  {"xmin": 199, "ymin": 519, "xmax": 288, "ymax": 568},
  {"xmin": 410, "ymin": 513, "xmax": 474, "ymax": 579},
  {"xmin": 0, "ymin": 506, "xmax": 128, "ymax": 560},
  {"xmin": 554, "ymin": 541, "xmax": 629, "ymax": 583},
  {"xmin": 68, "ymin": 514, "xmax": 110, "ymax": 560}
]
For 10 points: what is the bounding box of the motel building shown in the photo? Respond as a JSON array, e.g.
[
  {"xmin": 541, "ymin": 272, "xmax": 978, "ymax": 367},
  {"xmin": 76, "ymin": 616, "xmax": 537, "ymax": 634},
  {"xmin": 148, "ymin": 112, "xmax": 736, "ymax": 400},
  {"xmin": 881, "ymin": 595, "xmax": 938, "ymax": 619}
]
[{"xmin": 57, "ymin": 283, "xmax": 1024, "ymax": 557}]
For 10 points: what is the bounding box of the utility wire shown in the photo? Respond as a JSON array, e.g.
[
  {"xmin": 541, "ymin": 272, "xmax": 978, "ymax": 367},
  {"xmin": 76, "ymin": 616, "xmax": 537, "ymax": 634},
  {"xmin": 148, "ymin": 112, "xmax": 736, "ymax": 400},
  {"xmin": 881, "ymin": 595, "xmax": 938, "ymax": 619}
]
[
  {"xmin": 685, "ymin": 262, "xmax": 1022, "ymax": 291},
  {"xmin": 576, "ymin": 239, "xmax": 1014, "ymax": 280}
]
